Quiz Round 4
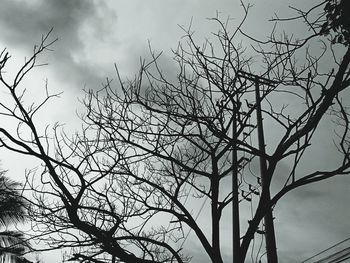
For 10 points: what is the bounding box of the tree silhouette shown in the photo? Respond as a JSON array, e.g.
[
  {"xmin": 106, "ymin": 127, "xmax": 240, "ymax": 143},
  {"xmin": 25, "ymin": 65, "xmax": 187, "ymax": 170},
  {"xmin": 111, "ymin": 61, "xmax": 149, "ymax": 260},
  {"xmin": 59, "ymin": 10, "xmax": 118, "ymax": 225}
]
[
  {"xmin": 321, "ymin": 0, "xmax": 350, "ymax": 44},
  {"xmin": 0, "ymin": 170, "xmax": 31, "ymax": 263},
  {"xmin": 0, "ymin": 1, "xmax": 350, "ymax": 262}
]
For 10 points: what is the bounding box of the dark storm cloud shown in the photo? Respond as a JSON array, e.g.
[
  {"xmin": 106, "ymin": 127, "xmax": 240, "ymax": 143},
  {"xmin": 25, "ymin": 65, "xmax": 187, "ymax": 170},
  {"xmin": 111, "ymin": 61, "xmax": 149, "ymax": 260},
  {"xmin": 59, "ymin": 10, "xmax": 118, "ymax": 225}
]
[{"xmin": 0, "ymin": 0, "xmax": 117, "ymax": 89}]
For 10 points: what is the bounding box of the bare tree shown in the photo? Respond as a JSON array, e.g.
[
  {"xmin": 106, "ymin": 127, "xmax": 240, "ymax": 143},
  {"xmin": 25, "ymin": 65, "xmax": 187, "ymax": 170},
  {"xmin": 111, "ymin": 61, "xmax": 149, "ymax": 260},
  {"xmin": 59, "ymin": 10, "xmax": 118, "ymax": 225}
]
[{"xmin": 0, "ymin": 1, "xmax": 350, "ymax": 262}]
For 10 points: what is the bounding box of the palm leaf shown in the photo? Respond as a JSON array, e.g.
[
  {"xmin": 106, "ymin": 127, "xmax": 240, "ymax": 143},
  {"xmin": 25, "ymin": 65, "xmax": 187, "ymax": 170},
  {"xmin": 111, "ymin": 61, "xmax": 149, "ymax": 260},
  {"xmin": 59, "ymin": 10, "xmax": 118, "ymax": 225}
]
[
  {"xmin": 0, "ymin": 171, "xmax": 31, "ymax": 263},
  {"xmin": 0, "ymin": 172, "xmax": 27, "ymax": 227},
  {"xmin": 0, "ymin": 231, "xmax": 31, "ymax": 263}
]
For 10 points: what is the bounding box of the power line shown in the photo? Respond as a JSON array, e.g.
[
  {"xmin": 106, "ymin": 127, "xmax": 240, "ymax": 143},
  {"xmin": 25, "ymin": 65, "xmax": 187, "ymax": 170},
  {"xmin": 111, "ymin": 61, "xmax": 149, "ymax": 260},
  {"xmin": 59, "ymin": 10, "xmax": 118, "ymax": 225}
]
[
  {"xmin": 302, "ymin": 237, "xmax": 350, "ymax": 263},
  {"xmin": 179, "ymin": 195, "xmax": 209, "ymax": 248}
]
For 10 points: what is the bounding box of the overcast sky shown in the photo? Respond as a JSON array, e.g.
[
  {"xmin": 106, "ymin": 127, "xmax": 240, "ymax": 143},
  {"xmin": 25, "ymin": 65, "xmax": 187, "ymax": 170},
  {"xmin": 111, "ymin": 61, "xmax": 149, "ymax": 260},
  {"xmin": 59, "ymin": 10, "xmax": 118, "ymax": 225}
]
[{"xmin": 0, "ymin": 0, "xmax": 349, "ymax": 262}]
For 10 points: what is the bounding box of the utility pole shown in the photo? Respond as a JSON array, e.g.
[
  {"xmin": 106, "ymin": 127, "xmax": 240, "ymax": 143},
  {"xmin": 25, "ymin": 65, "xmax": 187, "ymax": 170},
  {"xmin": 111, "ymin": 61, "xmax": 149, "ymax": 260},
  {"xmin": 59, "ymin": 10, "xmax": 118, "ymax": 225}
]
[
  {"xmin": 232, "ymin": 101, "xmax": 241, "ymax": 263},
  {"xmin": 236, "ymin": 70, "xmax": 278, "ymax": 262},
  {"xmin": 254, "ymin": 76, "xmax": 278, "ymax": 263},
  {"xmin": 231, "ymin": 70, "xmax": 278, "ymax": 262}
]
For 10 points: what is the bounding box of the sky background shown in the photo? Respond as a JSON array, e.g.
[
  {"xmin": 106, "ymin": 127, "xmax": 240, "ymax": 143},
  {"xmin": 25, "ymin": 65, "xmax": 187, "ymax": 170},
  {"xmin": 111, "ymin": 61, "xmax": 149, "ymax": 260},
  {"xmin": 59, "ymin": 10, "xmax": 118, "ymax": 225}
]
[{"xmin": 0, "ymin": 0, "xmax": 349, "ymax": 262}]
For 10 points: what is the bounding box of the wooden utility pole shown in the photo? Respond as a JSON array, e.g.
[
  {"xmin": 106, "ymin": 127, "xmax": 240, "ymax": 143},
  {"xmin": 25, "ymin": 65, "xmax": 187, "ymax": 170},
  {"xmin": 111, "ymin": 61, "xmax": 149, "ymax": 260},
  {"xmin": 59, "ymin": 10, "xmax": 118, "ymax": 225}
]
[
  {"xmin": 231, "ymin": 70, "xmax": 278, "ymax": 262},
  {"xmin": 254, "ymin": 77, "xmax": 278, "ymax": 263},
  {"xmin": 232, "ymin": 102, "xmax": 241, "ymax": 263}
]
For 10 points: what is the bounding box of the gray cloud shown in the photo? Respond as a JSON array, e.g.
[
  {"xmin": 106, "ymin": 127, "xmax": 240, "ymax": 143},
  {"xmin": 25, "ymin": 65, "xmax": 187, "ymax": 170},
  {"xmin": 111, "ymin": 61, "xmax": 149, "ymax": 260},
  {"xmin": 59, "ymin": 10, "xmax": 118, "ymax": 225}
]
[
  {"xmin": 1, "ymin": 1, "xmax": 349, "ymax": 262},
  {"xmin": 271, "ymin": 158, "xmax": 350, "ymax": 261},
  {"xmin": 0, "ymin": 0, "xmax": 117, "ymax": 89}
]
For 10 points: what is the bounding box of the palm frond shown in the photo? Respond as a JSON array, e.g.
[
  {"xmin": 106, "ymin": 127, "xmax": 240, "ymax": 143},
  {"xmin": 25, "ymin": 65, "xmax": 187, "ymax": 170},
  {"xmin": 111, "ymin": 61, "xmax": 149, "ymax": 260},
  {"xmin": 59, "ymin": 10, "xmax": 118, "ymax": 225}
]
[
  {"xmin": 0, "ymin": 231, "xmax": 30, "ymax": 249},
  {"xmin": 0, "ymin": 171, "xmax": 32, "ymax": 263},
  {"xmin": 0, "ymin": 254, "xmax": 34, "ymax": 263},
  {"xmin": 0, "ymin": 172, "xmax": 27, "ymax": 227}
]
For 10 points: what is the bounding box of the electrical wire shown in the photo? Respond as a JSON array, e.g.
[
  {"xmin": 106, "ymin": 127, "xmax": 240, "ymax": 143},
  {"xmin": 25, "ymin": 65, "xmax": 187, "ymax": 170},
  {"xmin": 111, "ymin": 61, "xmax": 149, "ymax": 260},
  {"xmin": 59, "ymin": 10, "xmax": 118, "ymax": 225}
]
[
  {"xmin": 301, "ymin": 237, "xmax": 350, "ymax": 263},
  {"xmin": 179, "ymin": 194, "xmax": 209, "ymax": 248}
]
